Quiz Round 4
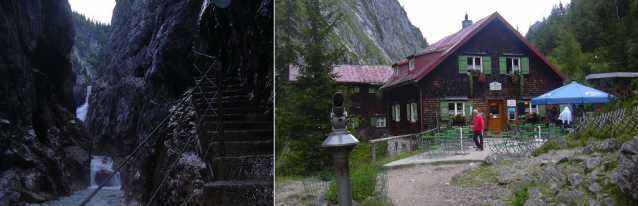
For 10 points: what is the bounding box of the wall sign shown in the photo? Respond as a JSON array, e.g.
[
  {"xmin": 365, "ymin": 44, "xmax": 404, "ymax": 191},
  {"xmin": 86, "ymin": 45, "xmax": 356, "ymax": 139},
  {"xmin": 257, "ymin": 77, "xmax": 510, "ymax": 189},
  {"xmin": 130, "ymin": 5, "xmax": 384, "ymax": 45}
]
[
  {"xmin": 507, "ymin": 100, "xmax": 516, "ymax": 107},
  {"xmin": 489, "ymin": 82, "xmax": 502, "ymax": 91}
]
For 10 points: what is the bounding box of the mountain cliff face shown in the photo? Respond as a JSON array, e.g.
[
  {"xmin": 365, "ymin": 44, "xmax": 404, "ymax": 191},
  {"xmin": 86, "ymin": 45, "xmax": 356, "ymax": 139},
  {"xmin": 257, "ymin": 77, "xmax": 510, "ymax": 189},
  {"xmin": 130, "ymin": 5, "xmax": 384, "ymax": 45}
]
[
  {"xmin": 0, "ymin": 0, "xmax": 92, "ymax": 204},
  {"xmin": 329, "ymin": 0, "xmax": 427, "ymax": 64},
  {"xmin": 70, "ymin": 12, "xmax": 110, "ymax": 106},
  {"xmin": 86, "ymin": 0, "xmax": 273, "ymax": 204}
]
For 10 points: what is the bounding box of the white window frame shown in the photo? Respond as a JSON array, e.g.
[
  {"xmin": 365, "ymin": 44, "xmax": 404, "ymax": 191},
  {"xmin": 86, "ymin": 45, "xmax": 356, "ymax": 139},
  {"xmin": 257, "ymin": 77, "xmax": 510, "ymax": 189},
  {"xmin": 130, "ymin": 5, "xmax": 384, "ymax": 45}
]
[
  {"xmin": 393, "ymin": 67, "xmax": 398, "ymax": 77},
  {"xmin": 448, "ymin": 102, "xmax": 465, "ymax": 116},
  {"xmin": 507, "ymin": 57, "xmax": 521, "ymax": 74},
  {"xmin": 394, "ymin": 104, "xmax": 400, "ymax": 122},
  {"xmin": 409, "ymin": 59, "xmax": 415, "ymax": 71},
  {"xmin": 466, "ymin": 56, "xmax": 482, "ymax": 72},
  {"xmin": 410, "ymin": 102, "xmax": 418, "ymax": 122},
  {"xmin": 523, "ymin": 101, "xmax": 539, "ymax": 113},
  {"xmin": 375, "ymin": 117, "xmax": 386, "ymax": 128}
]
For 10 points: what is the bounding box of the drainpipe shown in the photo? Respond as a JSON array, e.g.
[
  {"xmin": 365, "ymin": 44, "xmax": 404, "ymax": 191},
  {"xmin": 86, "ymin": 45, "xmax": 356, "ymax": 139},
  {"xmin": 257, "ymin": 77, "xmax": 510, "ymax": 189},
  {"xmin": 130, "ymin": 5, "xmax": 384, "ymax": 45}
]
[{"xmin": 412, "ymin": 80, "xmax": 423, "ymax": 132}]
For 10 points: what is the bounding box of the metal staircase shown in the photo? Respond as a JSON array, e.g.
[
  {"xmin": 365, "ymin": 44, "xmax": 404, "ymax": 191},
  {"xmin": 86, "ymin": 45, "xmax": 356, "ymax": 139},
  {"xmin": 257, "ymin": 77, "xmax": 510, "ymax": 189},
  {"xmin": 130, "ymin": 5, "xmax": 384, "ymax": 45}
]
[{"xmin": 191, "ymin": 74, "xmax": 273, "ymax": 205}]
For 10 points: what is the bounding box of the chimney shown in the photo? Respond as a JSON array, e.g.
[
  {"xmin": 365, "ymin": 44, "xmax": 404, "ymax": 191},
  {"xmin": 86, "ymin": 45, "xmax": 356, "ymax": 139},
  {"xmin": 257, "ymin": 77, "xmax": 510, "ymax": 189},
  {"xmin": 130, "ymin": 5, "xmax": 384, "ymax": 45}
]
[{"xmin": 462, "ymin": 13, "xmax": 472, "ymax": 29}]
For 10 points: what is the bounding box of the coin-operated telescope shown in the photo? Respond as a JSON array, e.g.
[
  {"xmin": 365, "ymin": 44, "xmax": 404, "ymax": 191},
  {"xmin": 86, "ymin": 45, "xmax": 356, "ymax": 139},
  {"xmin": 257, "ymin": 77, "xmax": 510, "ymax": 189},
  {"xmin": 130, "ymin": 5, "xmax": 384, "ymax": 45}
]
[{"xmin": 322, "ymin": 92, "xmax": 359, "ymax": 206}]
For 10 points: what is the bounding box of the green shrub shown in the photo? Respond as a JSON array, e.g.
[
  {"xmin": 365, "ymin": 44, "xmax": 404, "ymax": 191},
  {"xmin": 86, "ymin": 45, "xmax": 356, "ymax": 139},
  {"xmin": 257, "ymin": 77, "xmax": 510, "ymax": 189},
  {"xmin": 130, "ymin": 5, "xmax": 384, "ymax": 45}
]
[
  {"xmin": 326, "ymin": 165, "xmax": 379, "ymax": 204},
  {"xmin": 532, "ymin": 141, "xmax": 560, "ymax": 156}
]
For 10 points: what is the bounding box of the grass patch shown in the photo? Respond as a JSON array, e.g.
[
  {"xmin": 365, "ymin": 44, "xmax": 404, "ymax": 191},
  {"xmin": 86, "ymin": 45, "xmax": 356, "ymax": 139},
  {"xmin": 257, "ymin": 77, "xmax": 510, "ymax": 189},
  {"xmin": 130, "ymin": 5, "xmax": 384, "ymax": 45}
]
[
  {"xmin": 510, "ymin": 181, "xmax": 538, "ymax": 206},
  {"xmin": 532, "ymin": 141, "xmax": 560, "ymax": 156},
  {"xmin": 360, "ymin": 198, "xmax": 395, "ymax": 206}
]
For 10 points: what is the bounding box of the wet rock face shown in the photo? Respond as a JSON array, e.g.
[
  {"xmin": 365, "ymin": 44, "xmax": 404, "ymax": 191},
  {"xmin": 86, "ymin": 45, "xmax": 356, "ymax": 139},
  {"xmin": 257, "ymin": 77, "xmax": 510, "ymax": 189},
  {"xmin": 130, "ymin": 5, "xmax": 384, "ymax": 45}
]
[
  {"xmin": 0, "ymin": 0, "xmax": 92, "ymax": 204},
  {"xmin": 616, "ymin": 137, "xmax": 638, "ymax": 200}
]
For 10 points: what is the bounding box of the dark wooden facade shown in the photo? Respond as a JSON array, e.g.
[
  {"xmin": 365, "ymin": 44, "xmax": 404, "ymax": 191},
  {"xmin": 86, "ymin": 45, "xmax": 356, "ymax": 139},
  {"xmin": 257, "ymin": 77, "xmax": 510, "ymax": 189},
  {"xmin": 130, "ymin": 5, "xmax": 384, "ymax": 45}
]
[
  {"xmin": 348, "ymin": 84, "xmax": 389, "ymax": 140},
  {"xmin": 382, "ymin": 13, "xmax": 567, "ymax": 135}
]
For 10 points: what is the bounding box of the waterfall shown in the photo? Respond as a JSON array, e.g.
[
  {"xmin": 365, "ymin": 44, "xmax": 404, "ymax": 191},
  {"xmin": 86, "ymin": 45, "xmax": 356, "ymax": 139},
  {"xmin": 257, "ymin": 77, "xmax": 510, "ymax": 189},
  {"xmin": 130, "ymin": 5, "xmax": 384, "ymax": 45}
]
[
  {"xmin": 90, "ymin": 156, "xmax": 122, "ymax": 190},
  {"xmin": 76, "ymin": 86, "xmax": 91, "ymax": 121}
]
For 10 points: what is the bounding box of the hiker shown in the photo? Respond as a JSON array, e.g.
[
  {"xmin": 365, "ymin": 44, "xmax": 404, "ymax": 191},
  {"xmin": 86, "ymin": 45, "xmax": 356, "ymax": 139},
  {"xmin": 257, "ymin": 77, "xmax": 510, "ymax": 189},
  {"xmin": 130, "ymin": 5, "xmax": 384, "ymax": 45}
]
[
  {"xmin": 472, "ymin": 109, "xmax": 484, "ymax": 151},
  {"xmin": 548, "ymin": 106, "xmax": 559, "ymax": 124}
]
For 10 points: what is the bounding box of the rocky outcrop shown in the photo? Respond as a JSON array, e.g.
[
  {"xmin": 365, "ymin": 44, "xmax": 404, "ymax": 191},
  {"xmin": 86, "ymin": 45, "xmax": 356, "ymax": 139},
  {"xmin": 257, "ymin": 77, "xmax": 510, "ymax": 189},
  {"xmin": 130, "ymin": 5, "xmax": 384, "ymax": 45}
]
[
  {"xmin": 332, "ymin": 0, "xmax": 427, "ymax": 64},
  {"xmin": 86, "ymin": 0, "xmax": 273, "ymax": 204},
  {"xmin": 616, "ymin": 137, "xmax": 638, "ymax": 200},
  {"xmin": 0, "ymin": 0, "xmax": 92, "ymax": 204}
]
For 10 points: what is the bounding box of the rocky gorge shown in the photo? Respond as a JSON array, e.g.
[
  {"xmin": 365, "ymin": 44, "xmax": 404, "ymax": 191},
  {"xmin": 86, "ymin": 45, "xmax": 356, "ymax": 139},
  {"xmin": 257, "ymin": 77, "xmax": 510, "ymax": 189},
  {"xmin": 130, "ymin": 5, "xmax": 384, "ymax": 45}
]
[
  {"xmin": 0, "ymin": 0, "xmax": 92, "ymax": 204},
  {"xmin": 85, "ymin": 0, "xmax": 273, "ymax": 205}
]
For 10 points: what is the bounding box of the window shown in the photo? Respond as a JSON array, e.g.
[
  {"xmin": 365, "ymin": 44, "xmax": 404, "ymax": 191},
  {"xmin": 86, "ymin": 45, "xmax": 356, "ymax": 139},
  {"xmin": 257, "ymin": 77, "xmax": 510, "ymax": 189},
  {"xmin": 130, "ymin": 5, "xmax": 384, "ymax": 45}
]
[
  {"xmin": 409, "ymin": 59, "xmax": 415, "ymax": 71},
  {"xmin": 466, "ymin": 56, "xmax": 482, "ymax": 71},
  {"xmin": 394, "ymin": 104, "xmax": 400, "ymax": 122},
  {"xmin": 353, "ymin": 85, "xmax": 360, "ymax": 93},
  {"xmin": 410, "ymin": 102, "xmax": 418, "ymax": 122},
  {"xmin": 405, "ymin": 103, "xmax": 411, "ymax": 122},
  {"xmin": 506, "ymin": 57, "xmax": 520, "ymax": 74},
  {"xmin": 368, "ymin": 86, "xmax": 376, "ymax": 94},
  {"xmin": 393, "ymin": 67, "xmax": 398, "ymax": 77},
  {"xmin": 373, "ymin": 117, "xmax": 386, "ymax": 127},
  {"xmin": 448, "ymin": 102, "xmax": 465, "ymax": 116}
]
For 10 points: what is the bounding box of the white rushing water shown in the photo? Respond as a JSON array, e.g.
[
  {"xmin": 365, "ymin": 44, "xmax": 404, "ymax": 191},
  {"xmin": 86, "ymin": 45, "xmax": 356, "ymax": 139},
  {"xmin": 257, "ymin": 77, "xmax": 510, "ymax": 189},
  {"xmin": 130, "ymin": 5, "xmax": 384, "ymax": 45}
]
[
  {"xmin": 90, "ymin": 156, "xmax": 122, "ymax": 190},
  {"xmin": 76, "ymin": 86, "xmax": 92, "ymax": 122}
]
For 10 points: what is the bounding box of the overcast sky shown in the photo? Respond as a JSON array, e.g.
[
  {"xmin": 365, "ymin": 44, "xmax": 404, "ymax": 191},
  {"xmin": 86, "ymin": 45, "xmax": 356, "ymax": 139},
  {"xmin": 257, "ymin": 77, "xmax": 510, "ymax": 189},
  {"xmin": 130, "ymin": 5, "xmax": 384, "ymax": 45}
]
[
  {"xmin": 397, "ymin": 0, "xmax": 567, "ymax": 44},
  {"xmin": 68, "ymin": 0, "xmax": 116, "ymax": 24}
]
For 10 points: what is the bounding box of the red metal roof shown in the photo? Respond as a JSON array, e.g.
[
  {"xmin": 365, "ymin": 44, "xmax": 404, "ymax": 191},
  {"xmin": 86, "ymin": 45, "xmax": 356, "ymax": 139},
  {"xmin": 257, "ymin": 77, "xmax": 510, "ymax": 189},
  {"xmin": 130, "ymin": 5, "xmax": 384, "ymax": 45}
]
[
  {"xmin": 289, "ymin": 65, "xmax": 393, "ymax": 84},
  {"xmin": 381, "ymin": 12, "xmax": 568, "ymax": 90}
]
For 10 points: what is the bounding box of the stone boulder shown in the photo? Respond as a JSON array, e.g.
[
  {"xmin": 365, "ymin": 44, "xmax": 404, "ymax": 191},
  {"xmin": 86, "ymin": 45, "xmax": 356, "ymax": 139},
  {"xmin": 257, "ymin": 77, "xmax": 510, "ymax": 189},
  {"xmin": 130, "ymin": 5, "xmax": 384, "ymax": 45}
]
[
  {"xmin": 567, "ymin": 173, "xmax": 584, "ymax": 187},
  {"xmin": 616, "ymin": 138, "xmax": 638, "ymax": 200},
  {"xmin": 94, "ymin": 169, "xmax": 114, "ymax": 187},
  {"xmin": 540, "ymin": 165, "xmax": 566, "ymax": 185},
  {"xmin": 524, "ymin": 198, "xmax": 546, "ymax": 206},
  {"xmin": 597, "ymin": 139, "xmax": 622, "ymax": 151}
]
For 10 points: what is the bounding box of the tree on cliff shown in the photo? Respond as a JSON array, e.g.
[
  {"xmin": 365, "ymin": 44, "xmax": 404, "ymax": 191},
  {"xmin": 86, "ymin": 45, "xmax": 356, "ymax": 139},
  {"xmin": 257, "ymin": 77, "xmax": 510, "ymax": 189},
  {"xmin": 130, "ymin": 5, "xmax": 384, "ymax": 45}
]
[{"xmin": 275, "ymin": 0, "xmax": 348, "ymax": 176}]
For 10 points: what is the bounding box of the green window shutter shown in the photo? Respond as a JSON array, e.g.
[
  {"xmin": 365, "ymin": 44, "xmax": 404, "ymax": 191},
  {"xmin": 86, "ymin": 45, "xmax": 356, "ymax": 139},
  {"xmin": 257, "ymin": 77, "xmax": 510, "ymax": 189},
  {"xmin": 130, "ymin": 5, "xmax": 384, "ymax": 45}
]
[
  {"xmin": 397, "ymin": 105, "xmax": 400, "ymax": 121},
  {"xmin": 499, "ymin": 57, "xmax": 506, "ymax": 74},
  {"xmin": 440, "ymin": 102, "xmax": 449, "ymax": 120},
  {"xmin": 465, "ymin": 101, "xmax": 473, "ymax": 119},
  {"xmin": 522, "ymin": 57, "xmax": 529, "ymax": 74},
  {"xmin": 458, "ymin": 56, "xmax": 467, "ymax": 74},
  {"xmin": 354, "ymin": 85, "xmax": 360, "ymax": 93},
  {"xmin": 539, "ymin": 105, "xmax": 546, "ymax": 117},
  {"xmin": 412, "ymin": 102, "xmax": 418, "ymax": 121},
  {"xmin": 371, "ymin": 117, "xmax": 376, "ymax": 127},
  {"xmin": 483, "ymin": 56, "xmax": 491, "ymax": 74},
  {"xmin": 391, "ymin": 105, "xmax": 395, "ymax": 121},
  {"xmin": 406, "ymin": 104, "xmax": 410, "ymax": 121},
  {"xmin": 368, "ymin": 86, "xmax": 375, "ymax": 94}
]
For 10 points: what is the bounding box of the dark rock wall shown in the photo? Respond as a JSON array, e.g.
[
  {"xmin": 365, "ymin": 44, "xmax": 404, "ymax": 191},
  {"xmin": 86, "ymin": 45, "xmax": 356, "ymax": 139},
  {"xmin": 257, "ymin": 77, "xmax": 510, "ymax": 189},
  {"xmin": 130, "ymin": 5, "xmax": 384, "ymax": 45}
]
[
  {"xmin": 86, "ymin": 0, "xmax": 273, "ymax": 204},
  {"xmin": 0, "ymin": 0, "xmax": 91, "ymax": 204}
]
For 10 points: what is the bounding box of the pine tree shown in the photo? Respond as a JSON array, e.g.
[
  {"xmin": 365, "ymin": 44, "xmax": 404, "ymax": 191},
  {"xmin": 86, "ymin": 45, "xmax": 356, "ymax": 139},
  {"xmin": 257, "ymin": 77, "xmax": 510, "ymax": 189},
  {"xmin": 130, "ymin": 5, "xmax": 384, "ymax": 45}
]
[{"xmin": 275, "ymin": 0, "xmax": 347, "ymax": 176}]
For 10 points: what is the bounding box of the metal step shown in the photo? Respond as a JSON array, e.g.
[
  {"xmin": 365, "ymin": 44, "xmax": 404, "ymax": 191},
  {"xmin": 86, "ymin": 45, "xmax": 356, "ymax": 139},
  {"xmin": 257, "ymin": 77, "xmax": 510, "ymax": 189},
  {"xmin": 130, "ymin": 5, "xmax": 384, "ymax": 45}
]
[
  {"xmin": 204, "ymin": 130, "xmax": 273, "ymax": 142},
  {"xmin": 202, "ymin": 114, "xmax": 272, "ymax": 122},
  {"xmin": 203, "ymin": 141, "xmax": 273, "ymax": 157},
  {"xmin": 210, "ymin": 155, "xmax": 273, "ymax": 181},
  {"xmin": 199, "ymin": 121, "xmax": 272, "ymax": 131},
  {"xmin": 201, "ymin": 180, "xmax": 273, "ymax": 206}
]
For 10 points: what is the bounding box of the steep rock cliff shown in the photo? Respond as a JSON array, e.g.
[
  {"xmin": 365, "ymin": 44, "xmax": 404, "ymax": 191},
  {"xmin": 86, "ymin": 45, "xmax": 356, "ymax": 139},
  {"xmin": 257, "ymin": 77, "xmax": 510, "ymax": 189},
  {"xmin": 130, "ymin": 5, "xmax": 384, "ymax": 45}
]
[
  {"xmin": 333, "ymin": 0, "xmax": 427, "ymax": 64},
  {"xmin": 86, "ymin": 0, "xmax": 273, "ymax": 204},
  {"xmin": 70, "ymin": 12, "xmax": 110, "ymax": 106},
  {"xmin": 0, "ymin": 0, "xmax": 92, "ymax": 204},
  {"xmin": 285, "ymin": 0, "xmax": 426, "ymax": 65}
]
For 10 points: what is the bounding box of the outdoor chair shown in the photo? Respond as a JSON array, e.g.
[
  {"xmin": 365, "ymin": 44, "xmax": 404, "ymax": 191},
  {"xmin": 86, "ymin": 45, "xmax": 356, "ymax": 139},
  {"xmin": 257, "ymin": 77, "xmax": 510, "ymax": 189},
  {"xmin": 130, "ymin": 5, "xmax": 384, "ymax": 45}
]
[{"xmin": 488, "ymin": 134, "xmax": 510, "ymax": 156}]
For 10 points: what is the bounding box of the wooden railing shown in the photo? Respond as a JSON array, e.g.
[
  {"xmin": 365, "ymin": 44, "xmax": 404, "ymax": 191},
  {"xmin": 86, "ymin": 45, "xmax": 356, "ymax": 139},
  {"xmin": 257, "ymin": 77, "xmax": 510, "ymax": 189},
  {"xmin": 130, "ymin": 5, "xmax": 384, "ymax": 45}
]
[
  {"xmin": 569, "ymin": 106, "xmax": 638, "ymax": 139},
  {"xmin": 368, "ymin": 128, "xmax": 437, "ymax": 165}
]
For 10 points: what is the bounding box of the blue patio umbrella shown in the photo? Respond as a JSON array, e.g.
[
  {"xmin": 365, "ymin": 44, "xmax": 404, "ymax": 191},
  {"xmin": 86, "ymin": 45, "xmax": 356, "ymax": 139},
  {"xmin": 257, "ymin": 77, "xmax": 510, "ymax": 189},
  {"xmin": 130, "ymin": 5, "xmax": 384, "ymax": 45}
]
[{"xmin": 531, "ymin": 82, "xmax": 614, "ymax": 105}]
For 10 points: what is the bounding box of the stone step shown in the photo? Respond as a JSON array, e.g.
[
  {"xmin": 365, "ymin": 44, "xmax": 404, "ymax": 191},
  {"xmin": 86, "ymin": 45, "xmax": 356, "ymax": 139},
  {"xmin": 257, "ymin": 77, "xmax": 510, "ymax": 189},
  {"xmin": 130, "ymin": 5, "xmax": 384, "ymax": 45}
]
[
  {"xmin": 199, "ymin": 121, "xmax": 272, "ymax": 131},
  {"xmin": 202, "ymin": 114, "xmax": 272, "ymax": 122},
  {"xmin": 210, "ymin": 155, "xmax": 273, "ymax": 181},
  {"xmin": 204, "ymin": 130, "xmax": 273, "ymax": 142},
  {"xmin": 203, "ymin": 141, "xmax": 273, "ymax": 157},
  {"xmin": 202, "ymin": 180, "xmax": 273, "ymax": 206}
]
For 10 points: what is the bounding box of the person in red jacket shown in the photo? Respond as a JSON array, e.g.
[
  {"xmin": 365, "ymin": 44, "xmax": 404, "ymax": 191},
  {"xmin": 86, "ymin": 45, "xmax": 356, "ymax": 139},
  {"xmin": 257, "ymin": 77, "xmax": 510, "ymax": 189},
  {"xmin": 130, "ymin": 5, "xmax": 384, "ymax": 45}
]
[{"xmin": 472, "ymin": 109, "xmax": 484, "ymax": 151}]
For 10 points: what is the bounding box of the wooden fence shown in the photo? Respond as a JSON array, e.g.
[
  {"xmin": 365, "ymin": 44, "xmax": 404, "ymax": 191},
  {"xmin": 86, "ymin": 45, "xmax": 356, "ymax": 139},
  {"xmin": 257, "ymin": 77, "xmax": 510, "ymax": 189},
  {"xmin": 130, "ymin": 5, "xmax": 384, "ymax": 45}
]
[
  {"xmin": 569, "ymin": 106, "xmax": 638, "ymax": 139},
  {"xmin": 368, "ymin": 128, "xmax": 437, "ymax": 165}
]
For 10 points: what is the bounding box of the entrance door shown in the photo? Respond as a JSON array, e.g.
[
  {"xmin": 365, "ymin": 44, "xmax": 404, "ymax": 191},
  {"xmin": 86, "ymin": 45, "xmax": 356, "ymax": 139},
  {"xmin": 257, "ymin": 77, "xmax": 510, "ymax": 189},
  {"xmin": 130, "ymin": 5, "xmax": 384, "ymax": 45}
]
[{"xmin": 487, "ymin": 100, "xmax": 504, "ymax": 133}]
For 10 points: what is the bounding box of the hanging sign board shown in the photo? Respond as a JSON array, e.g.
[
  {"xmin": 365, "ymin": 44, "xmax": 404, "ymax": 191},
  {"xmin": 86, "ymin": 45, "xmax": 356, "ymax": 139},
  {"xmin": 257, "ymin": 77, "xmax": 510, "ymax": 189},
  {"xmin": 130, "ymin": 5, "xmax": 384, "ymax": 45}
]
[
  {"xmin": 507, "ymin": 100, "xmax": 516, "ymax": 107},
  {"xmin": 489, "ymin": 82, "xmax": 502, "ymax": 90}
]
